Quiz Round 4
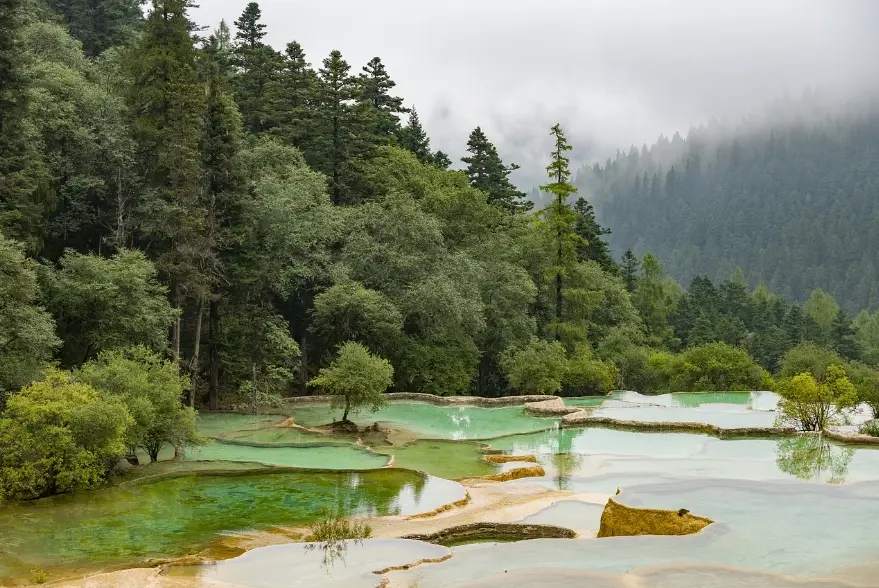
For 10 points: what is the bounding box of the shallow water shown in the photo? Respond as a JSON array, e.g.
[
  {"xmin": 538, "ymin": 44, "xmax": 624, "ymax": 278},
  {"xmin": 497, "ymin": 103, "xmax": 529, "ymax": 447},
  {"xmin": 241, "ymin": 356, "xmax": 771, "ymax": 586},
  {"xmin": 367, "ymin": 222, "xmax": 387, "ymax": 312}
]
[
  {"xmin": 289, "ymin": 402, "xmax": 557, "ymax": 440},
  {"xmin": 387, "ymin": 479, "xmax": 879, "ymax": 587},
  {"xmin": 0, "ymin": 469, "xmax": 464, "ymax": 582},
  {"xmin": 172, "ymin": 539, "xmax": 449, "ymax": 588},
  {"xmin": 590, "ymin": 404, "xmax": 779, "ymax": 429},
  {"xmin": 186, "ymin": 442, "xmax": 390, "ymax": 469}
]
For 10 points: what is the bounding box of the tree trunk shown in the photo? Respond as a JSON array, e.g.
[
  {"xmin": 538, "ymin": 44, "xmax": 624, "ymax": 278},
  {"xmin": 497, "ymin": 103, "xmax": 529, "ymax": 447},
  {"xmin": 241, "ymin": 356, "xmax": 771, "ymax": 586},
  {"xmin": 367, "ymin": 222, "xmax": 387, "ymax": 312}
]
[
  {"xmin": 172, "ymin": 283, "xmax": 182, "ymax": 370},
  {"xmin": 209, "ymin": 299, "xmax": 220, "ymax": 411},
  {"xmin": 299, "ymin": 333, "xmax": 308, "ymax": 395},
  {"xmin": 555, "ymin": 193, "xmax": 564, "ymax": 334},
  {"xmin": 343, "ymin": 395, "xmax": 350, "ymax": 422},
  {"xmin": 251, "ymin": 362, "xmax": 257, "ymax": 414},
  {"xmin": 188, "ymin": 297, "xmax": 205, "ymax": 408}
]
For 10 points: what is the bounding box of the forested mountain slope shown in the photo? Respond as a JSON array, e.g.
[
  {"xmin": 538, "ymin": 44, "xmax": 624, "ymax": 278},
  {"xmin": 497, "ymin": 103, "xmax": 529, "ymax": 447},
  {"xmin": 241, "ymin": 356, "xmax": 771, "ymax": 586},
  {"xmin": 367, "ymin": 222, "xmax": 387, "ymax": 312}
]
[{"xmin": 576, "ymin": 106, "xmax": 879, "ymax": 313}]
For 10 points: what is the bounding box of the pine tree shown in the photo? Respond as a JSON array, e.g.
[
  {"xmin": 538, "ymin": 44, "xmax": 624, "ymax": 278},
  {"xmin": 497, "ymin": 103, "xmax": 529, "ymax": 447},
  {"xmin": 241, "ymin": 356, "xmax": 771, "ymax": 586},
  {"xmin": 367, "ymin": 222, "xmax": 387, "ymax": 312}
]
[
  {"xmin": 539, "ymin": 124, "xmax": 580, "ymax": 332},
  {"xmin": 358, "ymin": 56, "xmax": 407, "ymax": 140},
  {"xmin": 398, "ymin": 106, "xmax": 431, "ymax": 163},
  {"xmin": 462, "ymin": 127, "xmax": 530, "ymax": 213},
  {"xmin": 620, "ymin": 249, "xmax": 640, "ymax": 293},
  {"xmin": 128, "ymin": 0, "xmax": 206, "ymax": 378},
  {"xmin": 573, "ymin": 197, "xmax": 615, "ymax": 270},
  {"xmin": 831, "ymin": 308, "xmax": 861, "ymax": 361}
]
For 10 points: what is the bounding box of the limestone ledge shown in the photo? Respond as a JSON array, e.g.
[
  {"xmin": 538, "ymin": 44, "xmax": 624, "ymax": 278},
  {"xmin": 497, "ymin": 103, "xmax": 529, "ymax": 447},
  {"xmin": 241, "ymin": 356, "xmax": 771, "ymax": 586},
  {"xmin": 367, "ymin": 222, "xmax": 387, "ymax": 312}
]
[
  {"xmin": 285, "ymin": 393, "xmax": 560, "ymax": 407},
  {"xmin": 404, "ymin": 492, "xmax": 472, "ymax": 520},
  {"xmin": 482, "ymin": 454, "xmax": 538, "ymax": 464},
  {"xmin": 400, "ymin": 521, "xmax": 577, "ymax": 545},
  {"xmin": 524, "ymin": 397, "xmax": 583, "ymax": 416},
  {"xmin": 597, "ymin": 498, "xmax": 713, "ymax": 538},
  {"xmin": 372, "ymin": 552, "xmax": 453, "ymax": 574},
  {"xmin": 824, "ymin": 429, "xmax": 879, "ymax": 445},
  {"xmin": 561, "ymin": 411, "xmax": 797, "ymax": 437}
]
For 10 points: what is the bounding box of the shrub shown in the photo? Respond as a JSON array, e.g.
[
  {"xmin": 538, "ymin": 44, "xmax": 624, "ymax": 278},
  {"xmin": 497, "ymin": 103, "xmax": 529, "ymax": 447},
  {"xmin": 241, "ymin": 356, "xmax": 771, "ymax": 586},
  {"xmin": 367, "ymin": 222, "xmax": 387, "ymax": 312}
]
[
  {"xmin": 499, "ymin": 338, "xmax": 568, "ymax": 395},
  {"xmin": 563, "ymin": 345, "xmax": 618, "ymax": 395},
  {"xmin": 0, "ymin": 370, "xmax": 130, "ymax": 500}
]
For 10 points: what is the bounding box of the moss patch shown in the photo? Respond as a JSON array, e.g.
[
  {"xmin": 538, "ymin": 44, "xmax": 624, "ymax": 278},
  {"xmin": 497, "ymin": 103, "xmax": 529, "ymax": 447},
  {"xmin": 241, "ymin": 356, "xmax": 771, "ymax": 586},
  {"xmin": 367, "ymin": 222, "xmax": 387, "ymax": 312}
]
[
  {"xmin": 482, "ymin": 454, "xmax": 538, "ymax": 464},
  {"xmin": 597, "ymin": 498, "xmax": 713, "ymax": 538},
  {"xmin": 401, "ymin": 522, "xmax": 576, "ymax": 546}
]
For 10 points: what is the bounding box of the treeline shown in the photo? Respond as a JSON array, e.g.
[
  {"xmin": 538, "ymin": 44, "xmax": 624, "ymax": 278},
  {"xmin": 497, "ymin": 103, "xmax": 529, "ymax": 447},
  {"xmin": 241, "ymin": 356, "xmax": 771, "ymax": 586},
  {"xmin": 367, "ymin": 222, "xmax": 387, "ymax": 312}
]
[{"xmin": 575, "ymin": 99, "xmax": 879, "ymax": 314}]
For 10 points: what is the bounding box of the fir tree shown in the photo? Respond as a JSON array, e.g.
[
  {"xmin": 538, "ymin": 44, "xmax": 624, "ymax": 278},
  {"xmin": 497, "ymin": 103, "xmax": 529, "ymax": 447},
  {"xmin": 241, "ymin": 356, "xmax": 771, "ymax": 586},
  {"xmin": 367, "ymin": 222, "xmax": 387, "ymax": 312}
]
[
  {"xmin": 398, "ymin": 106, "xmax": 431, "ymax": 163},
  {"xmin": 266, "ymin": 40, "xmax": 317, "ymax": 148},
  {"xmin": 233, "ymin": 1, "xmax": 266, "ymax": 49},
  {"xmin": 620, "ymin": 249, "xmax": 640, "ymax": 293},
  {"xmin": 231, "ymin": 2, "xmax": 281, "ymax": 133},
  {"xmin": 432, "ymin": 150, "xmax": 452, "ymax": 169},
  {"xmin": 573, "ymin": 197, "xmax": 615, "ymax": 270},
  {"xmin": 462, "ymin": 127, "xmax": 530, "ymax": 213},
  {"xmin": 0, "ymin": 0, "xmax": 47, "ymax": 249},
  {"xmin": 358, "ymin": 56, "xmax": 407, "ymax": 139},
  {"xmin": 539, "ymin": 124, "xmax": 579, "ymax": 330},
  {"xmin": 128, "ymin": 0, "xmax": 206, "ymax": 375},
  {"xmin": 46, "ymin": 0, "xmax": 144, "ymax": 57}
]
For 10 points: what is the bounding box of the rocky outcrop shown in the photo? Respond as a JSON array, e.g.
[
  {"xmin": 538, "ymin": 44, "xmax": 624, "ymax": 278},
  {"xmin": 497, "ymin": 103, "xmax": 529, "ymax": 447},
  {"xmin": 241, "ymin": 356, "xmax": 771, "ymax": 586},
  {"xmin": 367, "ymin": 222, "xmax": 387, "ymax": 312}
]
[
  {"xmin": 482, "ymin": 454, "xmax": 538, "ymax": 464},
  {"xmin": 562, "ymin": 412, "xmax": 797, "ymax": 438},
  {"xmin": 824, "ymin": 428, "xmax": 879, "ymax": 445},
  {"xmin": 524, "ymin": 397, "xmax": 582, "ymax": 416},
  {"xmin": 597, "ymin": 498, "xmax": 713, "ymax": 538},
  {"xmin": 286, "ymin": 393, "xmax": 559, "ymax": 407},
  {"xmin": 401, "ymin": 522, "xmax": 576, "ymax": 545}
]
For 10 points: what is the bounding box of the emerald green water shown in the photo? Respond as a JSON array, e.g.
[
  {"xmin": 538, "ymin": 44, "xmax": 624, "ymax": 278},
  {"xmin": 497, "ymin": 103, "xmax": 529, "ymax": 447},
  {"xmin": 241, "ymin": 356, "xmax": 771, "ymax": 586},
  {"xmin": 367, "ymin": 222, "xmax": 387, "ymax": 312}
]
[
  {"xmin": 382, "ymin": 439, "xmax": 496, "ymax": 479},
  {"xmin": 0, "ymin": 469, "xmax": 464, "ymax": 582},
  {"xmin": 196, "ymin": 413, "xmax": 288, "ymax": 436},
  {"xmin": 289, "ymin": 402, "xmax": 556, "ymax": 440},
  {"xmin": 186, "ymin": 442, "xmax": 390, "ymax": 469},
  {"xmin": 562, "ymin": 396, "xmax": 608, "ymax": 407}
]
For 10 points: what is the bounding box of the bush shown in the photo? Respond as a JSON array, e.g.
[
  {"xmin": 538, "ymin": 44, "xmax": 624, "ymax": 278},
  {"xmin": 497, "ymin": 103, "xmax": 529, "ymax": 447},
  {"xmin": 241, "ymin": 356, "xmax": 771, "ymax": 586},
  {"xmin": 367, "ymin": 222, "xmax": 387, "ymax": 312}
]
[
  {"xmin": 775, "ymin": 365, "xmax": 858, "ymax": 431},
  {"xmin": 77, "ymin": 347, "xmax": 201, "ymax": 462},
  {"xmin": 563, "ymin": 345, "xmax": 618, "ymax": 395},
  {"xmin": 647, "ymin": 342, "xmax": 765, "ymax": 393},
  {"xmin": 0, "ymin": 370, "xmax": 131, "ymax": 500},
  {"xmin": 859, "ymin": 420, "xmax": 879, "ymax": 437},
  {"xmin": 778, "ymin": 343, "xmax": 844, "ymax": 381}
]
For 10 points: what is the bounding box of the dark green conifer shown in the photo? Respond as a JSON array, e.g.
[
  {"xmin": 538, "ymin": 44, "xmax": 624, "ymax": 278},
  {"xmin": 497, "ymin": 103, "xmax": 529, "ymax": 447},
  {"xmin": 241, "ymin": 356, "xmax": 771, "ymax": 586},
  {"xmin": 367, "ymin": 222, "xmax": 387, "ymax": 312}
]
[
  {"xmin": 573, "ymin": 197, "xmax": 615, "ymax": 270},
  {"xmin": 358, "ymin": 56, "xmax": 407, "ymax": 139},
  {"xmin": 620, "ymin": 249, "xmax": 640, "ymax": 293},
  {"xmin": 462, "ymin": 127, "xmax": 530, "ymax": 213},
  {"xmin": 398, "ymin": 106, "xmax": 431, "ymax": 163}
]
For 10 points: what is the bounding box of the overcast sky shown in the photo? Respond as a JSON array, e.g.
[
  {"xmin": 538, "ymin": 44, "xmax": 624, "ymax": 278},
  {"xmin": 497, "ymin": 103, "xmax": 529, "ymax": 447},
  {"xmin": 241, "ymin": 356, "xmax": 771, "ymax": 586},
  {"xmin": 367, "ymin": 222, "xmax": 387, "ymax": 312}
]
[{"xmin": 192, "ymin": 0, "xmax": 879, "ymax": 188}]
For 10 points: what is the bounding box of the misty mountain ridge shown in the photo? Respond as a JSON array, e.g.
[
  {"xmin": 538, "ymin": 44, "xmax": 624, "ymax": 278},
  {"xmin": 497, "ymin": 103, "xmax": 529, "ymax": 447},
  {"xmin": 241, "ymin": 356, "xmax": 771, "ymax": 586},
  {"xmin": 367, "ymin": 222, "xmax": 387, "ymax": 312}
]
[{"xmin": 557, "ymin": 95, "xmax": 879, "ymax": 313}]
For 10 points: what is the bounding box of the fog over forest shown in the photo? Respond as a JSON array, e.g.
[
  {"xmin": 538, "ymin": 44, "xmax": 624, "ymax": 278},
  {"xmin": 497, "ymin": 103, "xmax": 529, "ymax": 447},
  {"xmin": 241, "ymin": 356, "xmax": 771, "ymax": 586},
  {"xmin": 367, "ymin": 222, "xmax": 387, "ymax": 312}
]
[{"xmin": 192, "ymin": 0, "xmax": 879, "ymax": 187}]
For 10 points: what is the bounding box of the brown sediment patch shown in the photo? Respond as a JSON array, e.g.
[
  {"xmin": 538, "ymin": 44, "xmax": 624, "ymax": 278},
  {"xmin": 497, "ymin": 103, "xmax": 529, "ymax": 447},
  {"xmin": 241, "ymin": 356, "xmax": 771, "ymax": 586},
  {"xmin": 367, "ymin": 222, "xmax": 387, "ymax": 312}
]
[
  {"xmin": 597, "ymin": 498, "xmax": 713, "ymax": 538},
  {"xmin": 286, "ymin": 393, "xmax": 561, "ymax": 407},
  {"xmin": 482, "ymin": 454, "xmax": 538, "ymax": 464},
  {"xmin": 401, "ymin": 522, "xmax": 576, "ymax": 545},
  {"xmin": 562, "ymin": 412, "xmax": 797, "ymax": 438},
  {"xmin": 372, "ymin": 552, "xmax": 453, "ymax": 574},
  {"xmin": 404, "ymin": 492, "xmax": 472, "ymax": 520},
  {"xmin": 459, "ymin": 464, "xmax": 545, "ymax": 483},
  {"xmin": 524, "ymin": 397, "xmax": 582, "ymax": 416}
]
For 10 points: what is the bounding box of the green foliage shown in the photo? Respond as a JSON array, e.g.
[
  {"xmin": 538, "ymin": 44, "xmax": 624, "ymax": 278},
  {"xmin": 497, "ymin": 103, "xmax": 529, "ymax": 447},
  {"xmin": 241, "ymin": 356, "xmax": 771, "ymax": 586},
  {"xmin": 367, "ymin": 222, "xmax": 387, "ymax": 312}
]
[
  {"xmin": 0, "ymin": 233, "xmax": 58, "ymax": 401},
  {"xmin": 39, "ymin": 249, "xmax": 175, "ymax": 366},
  {"xmin": 0, "ymin": 369, "xmax": 130, "ymax": 500},
  {"xmin": 564, "ymin": 344, "xmax": 618, "ymax": 395},
  {"xmin": 29, "ymin": 567, "xmax": 48, "ymax": 584},
  {"xmin": 310, "ymin": 281, "xmax": 403, "ymax": 364},
  {"xmin": 76, "ymin": 347, "xmax": 201, "ymax": 462},
  {"xmin": 778, "ymin": 343, "xmax": 845, "ymax": 382},
  {"xmin": 47, "ymin": 0, "xmax": 143, "ymax": 56},
  {"xmin": 860, "ymin": 420, "xmax": 879, "ymax": 437},
  {"xmin": 308, "ymin": 342, "xmax": 393, "ymax": 422},
  {"xmin": 648, "ymin": 342, "xmax": 766, "ymax": 393},
  {"xmin": 775, "ymin": 365, "xmax": 858, "ymax": 431},
  {"xmin": 572, "ymin": 198, "xmax": 615, "ymax": 270},
  {"xmin": 632, "ymin": 253, "xmax": 677, "ymax": 347},
  {"xmin": 500, "ymin": 338, "xmax": 568, "ymax": 395}
]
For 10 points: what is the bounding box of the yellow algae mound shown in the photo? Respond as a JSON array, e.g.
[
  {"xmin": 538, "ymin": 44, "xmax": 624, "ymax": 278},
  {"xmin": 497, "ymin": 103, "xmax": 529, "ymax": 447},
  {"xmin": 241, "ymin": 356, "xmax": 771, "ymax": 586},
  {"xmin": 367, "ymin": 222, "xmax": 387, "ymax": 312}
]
[
  {"xmin": 276, "ymin": 416, "xmax": 297, "ymax": 428},
  {"xmin": 482, "ymin": 454, "xmax": 538, "ymax": 464},
  {"xmin": 597, "ymin": 498, "xmax": 713, "ymax": 538},
  {"xmin": 461, "ymin": 464, "xmax": 545, "ymax": 483}
]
